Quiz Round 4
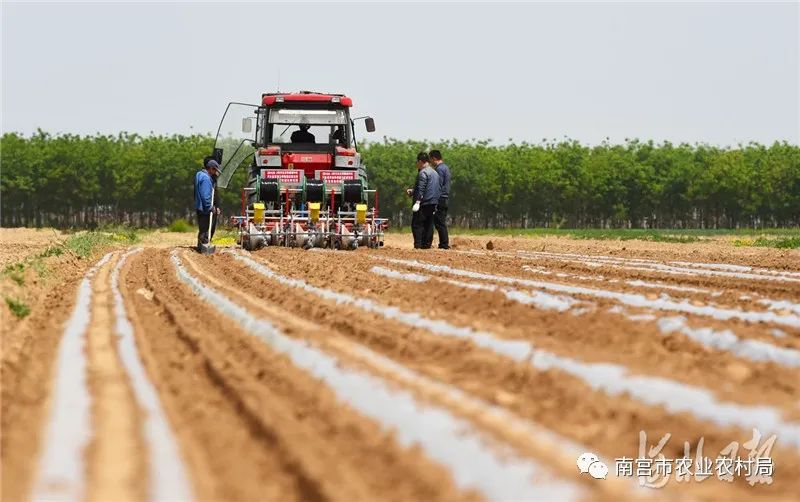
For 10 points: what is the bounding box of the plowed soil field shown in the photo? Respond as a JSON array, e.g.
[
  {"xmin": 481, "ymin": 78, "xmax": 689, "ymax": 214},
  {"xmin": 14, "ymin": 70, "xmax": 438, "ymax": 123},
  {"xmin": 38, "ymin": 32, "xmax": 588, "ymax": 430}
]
[{"xmin": 3, "ymin": 231, "xmax": 799, "ymax": 501}]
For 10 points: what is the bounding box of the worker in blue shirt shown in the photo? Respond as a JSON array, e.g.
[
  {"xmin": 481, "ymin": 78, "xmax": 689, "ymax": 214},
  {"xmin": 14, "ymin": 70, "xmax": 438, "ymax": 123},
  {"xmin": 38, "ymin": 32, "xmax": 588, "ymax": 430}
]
[
  {"xmin": 195, "ymin": 159, "xmax": 221, "ymax": 251},
  {"xmin": 430, "ymin": 150, "xmax": 451, "ymax": 249},
  {"xmin": 406, "ymin": 152, "xmax": 441, "ymax": 249}
]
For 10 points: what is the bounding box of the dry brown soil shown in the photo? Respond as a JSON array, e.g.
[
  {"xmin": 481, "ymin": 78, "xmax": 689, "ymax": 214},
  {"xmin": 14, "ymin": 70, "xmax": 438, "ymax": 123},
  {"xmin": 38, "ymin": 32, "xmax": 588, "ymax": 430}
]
[{"xmin": 2, "ymin": 228, "xmax": 799, "ymax": 501}]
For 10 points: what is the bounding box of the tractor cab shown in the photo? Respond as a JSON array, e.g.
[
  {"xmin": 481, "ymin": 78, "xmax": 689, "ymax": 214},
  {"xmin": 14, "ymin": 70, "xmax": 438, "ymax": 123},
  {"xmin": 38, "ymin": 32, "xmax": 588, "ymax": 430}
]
[{"xmin": 211, "ymin": 92, "xmax": 374, "ymax": 189}]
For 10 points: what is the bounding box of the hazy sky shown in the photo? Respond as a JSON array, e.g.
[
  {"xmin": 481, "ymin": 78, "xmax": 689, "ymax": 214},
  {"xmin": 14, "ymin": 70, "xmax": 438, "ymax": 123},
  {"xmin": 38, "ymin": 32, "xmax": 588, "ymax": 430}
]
[{"xmin": 2, "ymin": 1, "xmax": 798, "ymax": 145}]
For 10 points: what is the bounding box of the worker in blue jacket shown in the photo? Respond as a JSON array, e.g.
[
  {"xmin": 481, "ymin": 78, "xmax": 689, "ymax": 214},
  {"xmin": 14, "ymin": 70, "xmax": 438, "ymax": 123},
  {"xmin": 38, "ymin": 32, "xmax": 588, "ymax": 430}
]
[{"xmin": 195, "ymin": 159, "xmax": 221, "ymax": 251}]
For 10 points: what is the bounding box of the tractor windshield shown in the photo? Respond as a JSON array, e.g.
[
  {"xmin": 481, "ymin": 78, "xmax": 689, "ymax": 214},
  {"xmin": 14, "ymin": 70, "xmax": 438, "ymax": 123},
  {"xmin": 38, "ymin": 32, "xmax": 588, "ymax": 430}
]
[{"xmin": 264, "ymin": 108, "xmax": 352, "ymax": 148}]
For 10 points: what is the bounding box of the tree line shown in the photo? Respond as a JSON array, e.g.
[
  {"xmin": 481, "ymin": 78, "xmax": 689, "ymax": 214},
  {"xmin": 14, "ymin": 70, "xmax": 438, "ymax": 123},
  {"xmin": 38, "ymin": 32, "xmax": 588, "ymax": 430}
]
[{"xmin": 2, "ymin": 131, "xmax": 798, "ymax": 229}]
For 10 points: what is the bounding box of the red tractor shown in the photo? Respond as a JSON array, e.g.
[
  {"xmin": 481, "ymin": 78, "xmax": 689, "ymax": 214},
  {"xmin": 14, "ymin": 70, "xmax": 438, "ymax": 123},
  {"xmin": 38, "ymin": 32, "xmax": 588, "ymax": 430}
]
[{"xmin": 212, "ymin": 91, "xmax": 385, "ymax": 250}]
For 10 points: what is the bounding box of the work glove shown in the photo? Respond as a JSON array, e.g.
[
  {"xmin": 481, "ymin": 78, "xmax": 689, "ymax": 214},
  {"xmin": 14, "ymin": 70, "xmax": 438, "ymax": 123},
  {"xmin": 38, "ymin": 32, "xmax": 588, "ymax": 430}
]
[{"xmin": 412, "ymin": 201, "xmax": 421, "ymax": 212}]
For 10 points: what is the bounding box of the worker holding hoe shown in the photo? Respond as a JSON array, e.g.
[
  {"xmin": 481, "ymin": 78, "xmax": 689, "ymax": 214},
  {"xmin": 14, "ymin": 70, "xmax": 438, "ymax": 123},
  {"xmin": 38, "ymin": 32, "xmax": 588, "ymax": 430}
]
[
  {"xmin": 195, "ymin": 158, "xmax": 221, "ymax": 252},
  {"xmin": 407, "ymin": 152, "xmax": 441, "ymax": 249}
]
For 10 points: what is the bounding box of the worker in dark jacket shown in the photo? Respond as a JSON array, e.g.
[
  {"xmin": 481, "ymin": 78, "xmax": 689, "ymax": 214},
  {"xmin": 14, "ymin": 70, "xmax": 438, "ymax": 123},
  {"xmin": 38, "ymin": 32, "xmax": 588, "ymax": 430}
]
[
  {"xmin": 429, "ymin": 150, "xmax": 451, "ymax": 249},
  {"xmin": 195, "ymin": 159, "xmax": 221, "ymax": 251},
  {"xmin": 407, "ymin": 152, "xmax": 441, "ymax": 249}
]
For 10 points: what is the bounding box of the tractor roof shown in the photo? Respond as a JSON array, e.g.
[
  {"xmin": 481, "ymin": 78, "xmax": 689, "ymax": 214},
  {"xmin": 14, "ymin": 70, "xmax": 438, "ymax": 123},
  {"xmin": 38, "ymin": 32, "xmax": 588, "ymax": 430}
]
[{"xmin": 262, "ymin": 91, "xmax": 353, "ymax": 107}]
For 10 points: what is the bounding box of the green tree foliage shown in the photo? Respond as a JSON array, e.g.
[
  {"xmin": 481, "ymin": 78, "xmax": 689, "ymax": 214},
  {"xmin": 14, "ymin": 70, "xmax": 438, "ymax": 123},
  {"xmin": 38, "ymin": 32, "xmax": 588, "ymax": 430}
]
[
  {"xmin": 1, "ymin": 132, "xmax": 797, "ymax": 229},
  {"xmin": 363, "ymin": 138, "xmax": 799, "ymax": 229},
  {"xmin": 1, "ymin": 131, "xmax": 240, "ymax": 227}
]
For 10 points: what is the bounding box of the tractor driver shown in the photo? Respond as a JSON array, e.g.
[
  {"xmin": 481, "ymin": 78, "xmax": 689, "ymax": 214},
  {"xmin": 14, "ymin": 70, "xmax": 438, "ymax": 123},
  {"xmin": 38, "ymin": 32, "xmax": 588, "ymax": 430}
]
[{"xmin": 291, "ymin": 124, "xmax": 315, "ymax": 143}]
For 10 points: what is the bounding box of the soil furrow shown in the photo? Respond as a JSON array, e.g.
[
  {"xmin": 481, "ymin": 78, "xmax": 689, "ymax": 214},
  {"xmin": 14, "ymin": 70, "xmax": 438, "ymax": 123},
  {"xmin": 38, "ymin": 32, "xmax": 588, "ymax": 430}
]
[
  {"xmin": 456, "ymin": 247, "xmax": 800, "ymax": 298},
  {"xmin": 7, "ymin": 231, "xmax": 799, "ymax": 502},
  {"xmin": 177, "ymin": 250, "xmax": 584, "ymax": 501},
  {"xmin": 379, "ymin": 256, "xmax": 800, "ymax": 331},
  {"xmin": 389, "ymin": 253, "xmax": 800, "ymax": 349},
  {"xmin": 194, "ymin": 248, "xmax": 800, "ymax": 501},
  {"xmin": 498, "ymin": 250, "xmax": 800, "ymax": 307},
  {"xmin": 370, "ymin": 263, "xmax": 800, "ymax": 368},
  {"xmin": 124, "ymin": 248, "xmax": 470, "ymax": 502},
  {"xmin": 242, "ymin": 249, "xmax": 800, "ymax": 413},
  {"xmin": 85, "ymin": 253, "xmax": 147, "ymax": 502},
  {"xmin": 377, "ymin": 253, "xmax": 800, "ymax": 350},
  {"xmin": 438, "ymin": 234, "xmax": 799, "ymax": 271},
  {"xmin": 134, "ymin": 249, "xmax": 327, "ymax": 501},
  {"xmin": 181, "ymin": 250, "xmax": 616, "ymax": 501},
  {"xmin": 113, "ymin": 248, "xmax": 193, "ymax": 501},
  {"xmin": 30, "ymin": 252, "xmax": 113, "ymax": 501},
  {"xmin": 516, "ymin": 250, "xmax": 800, "ymax": 280},
  {"xmin": 1, "ymin": 272, "xmax": 87, "ymax": 501}
]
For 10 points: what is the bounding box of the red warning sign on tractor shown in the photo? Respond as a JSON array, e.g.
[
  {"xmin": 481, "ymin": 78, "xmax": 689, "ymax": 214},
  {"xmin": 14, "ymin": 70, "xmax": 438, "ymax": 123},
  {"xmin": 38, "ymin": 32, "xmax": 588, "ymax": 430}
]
[
  {"xmin": 315, "ymin": 170, "xmax": 357, "ymax": 183},
  {"xmin": 261, "ymin": 169, "xmax": 303, "ymax": 184}
]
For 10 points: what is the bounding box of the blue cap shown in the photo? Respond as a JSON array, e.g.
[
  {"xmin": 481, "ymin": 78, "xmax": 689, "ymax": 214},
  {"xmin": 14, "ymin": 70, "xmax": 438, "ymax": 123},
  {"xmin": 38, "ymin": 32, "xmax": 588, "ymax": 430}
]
[{"xmin": 205, "ymin": 159, "xmax": 221, "ymax": 170}]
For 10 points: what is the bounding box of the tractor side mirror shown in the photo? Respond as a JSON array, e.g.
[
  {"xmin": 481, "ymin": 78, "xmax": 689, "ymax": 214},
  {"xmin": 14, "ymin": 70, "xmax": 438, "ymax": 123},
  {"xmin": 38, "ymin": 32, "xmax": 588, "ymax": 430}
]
[
  {"xmin": 212, "ymin": 148, "xmax": 223, "ymax": 164},
  {"xmin": 365, "ymin": 117, "xmax": 376, "ymax": 132},
  {"xmin": 242, "ymin": 118, "xmax": 253, "ymax": 133}
]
